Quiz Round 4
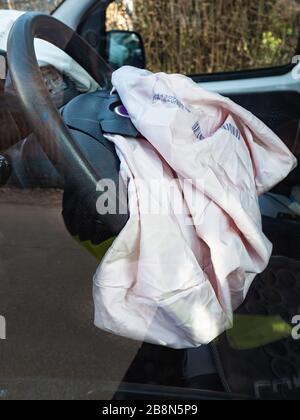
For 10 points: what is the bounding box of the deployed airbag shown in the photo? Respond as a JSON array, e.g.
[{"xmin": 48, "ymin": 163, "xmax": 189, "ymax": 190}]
[{"xmin": 93, "ymin": 66, "xmax": 297, "ymax": 349}]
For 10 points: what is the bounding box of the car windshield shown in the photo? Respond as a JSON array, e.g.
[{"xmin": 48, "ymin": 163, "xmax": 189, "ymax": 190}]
[{"xmin": 0, "ymin": 0, "xmax": 64, "ymax": 14}]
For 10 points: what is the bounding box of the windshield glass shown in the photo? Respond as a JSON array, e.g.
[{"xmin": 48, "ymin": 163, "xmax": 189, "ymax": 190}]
[{"xmin": 0, "ymin": 0, "xmax": 64, "ymax": 14}]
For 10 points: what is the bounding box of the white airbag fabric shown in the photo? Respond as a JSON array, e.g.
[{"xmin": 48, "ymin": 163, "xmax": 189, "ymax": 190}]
[{"xmin": 93, "ymin": 66, "xmax": 297, "ymax": 349}]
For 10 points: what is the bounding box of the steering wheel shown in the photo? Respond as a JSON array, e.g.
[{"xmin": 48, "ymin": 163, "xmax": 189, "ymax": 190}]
[{"xmin": 7, "ymin": 12, "xmax": 128, "ymax": 237}]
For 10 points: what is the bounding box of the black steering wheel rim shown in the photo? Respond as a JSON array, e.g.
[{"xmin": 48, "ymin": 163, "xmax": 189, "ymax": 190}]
[
  {"xmin": 7, "ymin": 12, "xmax": 128, "ymax": 235},
  {"xmin": 7, "ymin": 12, "xmax": 112, "ymax": 179}
]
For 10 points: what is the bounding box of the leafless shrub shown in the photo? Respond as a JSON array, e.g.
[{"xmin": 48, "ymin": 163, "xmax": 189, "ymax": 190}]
[{"xmin": 107, "ymin": 0, "xmax": 300, "ymax": 74}]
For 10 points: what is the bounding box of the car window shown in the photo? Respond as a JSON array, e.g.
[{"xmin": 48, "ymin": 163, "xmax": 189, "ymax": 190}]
[
  {"xmin": 106, "ymin": 0, "xmax": 300, "ymax": 74},
  {"xmin": 1, "ymin": 0, "xmax": 300, "ymax": 402},
  {"xmin": 0, "ymin": 0, "xmax": 64, "ymax": 14}
]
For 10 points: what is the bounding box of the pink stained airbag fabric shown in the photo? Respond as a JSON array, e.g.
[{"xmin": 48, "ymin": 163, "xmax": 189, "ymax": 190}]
[{"xmin": 93, "ymin": 66, "xmax": 297, "ymax": 349}]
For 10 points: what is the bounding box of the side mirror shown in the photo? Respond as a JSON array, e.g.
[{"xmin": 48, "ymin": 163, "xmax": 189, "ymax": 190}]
[{"xmin": 106, "ymin": 30, "xmax": 146, "ymax": 70}]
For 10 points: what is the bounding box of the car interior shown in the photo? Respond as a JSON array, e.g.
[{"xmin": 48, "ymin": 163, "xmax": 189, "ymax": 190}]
[{"xmin": 0, "ymin": 0, "xmax": 300, "ymax": 400}]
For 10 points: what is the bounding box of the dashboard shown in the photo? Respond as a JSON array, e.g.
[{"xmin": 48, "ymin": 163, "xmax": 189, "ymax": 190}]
[
  {"xmin": 41, "ymin": 65, "xmax": 80, "ymax": 107},
  {"xmin": 0, "ymin": 65, "xmax": 80, "ymax": 152},
  {"xmin": 42, "ymin": 65, "xmax": 69, "ymax": 96}
]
